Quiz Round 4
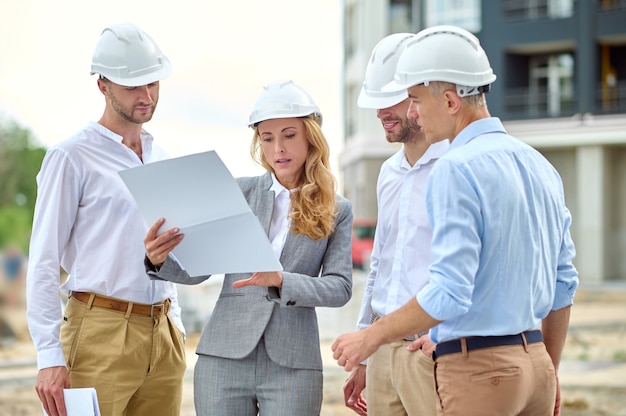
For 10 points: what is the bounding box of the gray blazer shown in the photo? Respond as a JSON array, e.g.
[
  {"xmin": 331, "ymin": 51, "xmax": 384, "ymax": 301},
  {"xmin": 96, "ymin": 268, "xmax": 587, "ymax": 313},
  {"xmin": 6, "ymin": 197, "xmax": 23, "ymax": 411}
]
[{"xmin": 150, "ymin": 173, "xmax": 353, "ymax": 371}]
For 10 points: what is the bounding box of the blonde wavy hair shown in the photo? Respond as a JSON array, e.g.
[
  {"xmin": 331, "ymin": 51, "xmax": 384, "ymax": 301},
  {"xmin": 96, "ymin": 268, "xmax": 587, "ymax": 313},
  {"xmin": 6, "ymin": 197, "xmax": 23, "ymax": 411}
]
[{"xmin": 250, "ymin": 117, "xmax": 337, "ymax": 240}]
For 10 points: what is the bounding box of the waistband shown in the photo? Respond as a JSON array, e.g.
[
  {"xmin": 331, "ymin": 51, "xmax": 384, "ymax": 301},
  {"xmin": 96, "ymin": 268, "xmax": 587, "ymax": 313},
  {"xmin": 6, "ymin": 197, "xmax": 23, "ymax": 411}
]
[
  {"xmin": 70, "ymin": 291, "xmax": 169, "ymax": 318},
  {"xmin": 433, "ymin": 330, "xmax": 543, "ymax": 360}
]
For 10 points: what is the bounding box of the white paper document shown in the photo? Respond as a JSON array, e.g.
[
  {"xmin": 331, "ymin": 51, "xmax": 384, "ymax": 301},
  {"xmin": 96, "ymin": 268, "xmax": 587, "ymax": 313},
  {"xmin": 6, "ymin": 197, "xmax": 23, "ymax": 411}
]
[
  {"xmin": 118, "ymin": 150, "xmax": 282, "ymax": 276},
  {"xmin": 43, "ymin": 388, "xmax": 100, "ymax": 416}
]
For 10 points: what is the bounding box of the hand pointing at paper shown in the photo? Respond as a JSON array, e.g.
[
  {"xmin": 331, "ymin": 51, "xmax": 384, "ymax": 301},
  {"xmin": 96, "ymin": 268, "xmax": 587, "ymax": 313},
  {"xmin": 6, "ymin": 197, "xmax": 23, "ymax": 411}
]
[{"xmin": 231, "ymin": 271, "xmax": 283, "ymax": 289}]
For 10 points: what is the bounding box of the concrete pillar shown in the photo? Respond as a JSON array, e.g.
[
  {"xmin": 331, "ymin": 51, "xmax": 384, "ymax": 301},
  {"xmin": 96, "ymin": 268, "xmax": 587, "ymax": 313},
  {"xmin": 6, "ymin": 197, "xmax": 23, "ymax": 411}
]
[{"xmin": 575, "ymin": 146, "xmax": 606, "ymax": 283}]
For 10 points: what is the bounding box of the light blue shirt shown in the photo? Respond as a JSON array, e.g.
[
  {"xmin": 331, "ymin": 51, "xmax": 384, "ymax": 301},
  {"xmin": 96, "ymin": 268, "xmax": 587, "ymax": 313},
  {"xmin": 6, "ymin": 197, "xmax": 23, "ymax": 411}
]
[{"xmin": 416, "ymin": 117, "xmax": 579, "ymax": 343}]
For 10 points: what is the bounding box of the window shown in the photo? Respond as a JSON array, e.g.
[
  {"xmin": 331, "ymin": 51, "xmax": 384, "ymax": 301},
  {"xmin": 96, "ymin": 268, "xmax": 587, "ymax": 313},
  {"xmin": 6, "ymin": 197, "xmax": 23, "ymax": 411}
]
[
  {"xmin": 529, "ymin": 53, "xmax": 575, "ymax": 116},
  {"xmin": 598, "ymin": 44, "xmax": 626, "ymax": 113},
  {"xmin": 503, "ymin": 0, "xmax": 574, "ymax": 20},
  {"xmin": 599, "ymin": 0, "xmax": 626, "ymax": 11},
  {"xmin": 390, "ymin": 0, "xmax": 412, "ymax": 33},
  {"xmin": 424, "ymin": 0, "xmax": 481, "ymax": 32},
  {"xmin": 504, "ymin": 52, "xmax": 576, "ymax": 118},
  {"xmin": 344, "ymin": 4, "xmax": 357, "ymax": 61}
]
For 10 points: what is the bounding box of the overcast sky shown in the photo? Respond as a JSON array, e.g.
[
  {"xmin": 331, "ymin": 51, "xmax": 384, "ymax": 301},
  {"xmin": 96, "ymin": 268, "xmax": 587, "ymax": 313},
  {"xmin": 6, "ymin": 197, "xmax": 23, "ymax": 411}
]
[{"xmin": 0, "ymin": 0, "xmax": 344, "ymax": 178}]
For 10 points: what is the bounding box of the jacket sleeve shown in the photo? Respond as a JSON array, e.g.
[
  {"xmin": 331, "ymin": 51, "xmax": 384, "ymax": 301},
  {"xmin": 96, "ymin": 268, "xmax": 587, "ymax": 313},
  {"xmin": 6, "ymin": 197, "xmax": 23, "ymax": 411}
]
[
  {"xmin": 277, "ymin": 197, "xmax": 354, "ymax": 308},
  {"xmin": 146, "ymin": 255, "xmax": 213, "ymax": 285}
]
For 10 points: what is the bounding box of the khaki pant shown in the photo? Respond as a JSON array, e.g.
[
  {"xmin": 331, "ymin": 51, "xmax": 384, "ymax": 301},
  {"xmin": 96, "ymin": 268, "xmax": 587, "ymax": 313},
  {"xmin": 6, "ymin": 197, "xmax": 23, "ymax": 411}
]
[
  {"xmin": 434, "ymin": 342, "xmax": 556, "ymax": 416},
  {"xmin": 61, "ymin": 295, "xmax": 186, "ymax": 416},
  {"xmin": 366, "ymin": 340, "xmax": 437, "ymax": 416}
]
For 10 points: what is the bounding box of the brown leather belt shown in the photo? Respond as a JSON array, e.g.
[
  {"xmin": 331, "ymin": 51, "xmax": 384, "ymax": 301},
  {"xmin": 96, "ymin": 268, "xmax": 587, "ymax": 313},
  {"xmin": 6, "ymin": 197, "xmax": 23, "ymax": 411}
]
[{"xmin": 71, "ymin": 291, "xmax": 169, "ymax": 317}]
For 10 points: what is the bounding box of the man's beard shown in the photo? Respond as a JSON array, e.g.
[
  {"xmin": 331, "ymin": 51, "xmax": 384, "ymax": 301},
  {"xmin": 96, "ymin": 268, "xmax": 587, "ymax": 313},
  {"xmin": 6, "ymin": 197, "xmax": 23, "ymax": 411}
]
[
  {"xmin": 110, "ymin": 92, "xmax": 156, "ymax": 124},
  {"xmin": 386, "ymin": 118, "xmax": 421, "ymax": 144}
]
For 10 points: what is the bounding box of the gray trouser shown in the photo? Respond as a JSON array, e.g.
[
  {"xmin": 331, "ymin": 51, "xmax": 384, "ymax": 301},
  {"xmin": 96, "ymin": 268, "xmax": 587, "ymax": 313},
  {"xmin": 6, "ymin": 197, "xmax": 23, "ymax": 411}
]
[{"xmin": 194, "ymin": 336, "xmax": 323, "ymax": 416}]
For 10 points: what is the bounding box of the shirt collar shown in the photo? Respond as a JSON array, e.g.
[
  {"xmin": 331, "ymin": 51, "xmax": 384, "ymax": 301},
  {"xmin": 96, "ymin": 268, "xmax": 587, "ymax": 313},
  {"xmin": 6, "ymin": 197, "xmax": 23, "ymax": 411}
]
[
  {"xmin": 395, "ymin": 139, "xmax": 451, "ymax": 170},
  {"xmin": 89, "ymin": 121, "xmax": 155, "ymax": 159},
  {"xmin": 89, "ymin": 121, "xmax": 122, "ymax": 143},
  {"xmin": 449, "ymin": 117, "xmax": 506, "ymax": 151},
  {"xmin": 269, "ymin": 173, "xmax": 289, "ymax": 199},
  {"xmin": 419, "ymin": 139, "xmax": 450, "ymax": 164}
]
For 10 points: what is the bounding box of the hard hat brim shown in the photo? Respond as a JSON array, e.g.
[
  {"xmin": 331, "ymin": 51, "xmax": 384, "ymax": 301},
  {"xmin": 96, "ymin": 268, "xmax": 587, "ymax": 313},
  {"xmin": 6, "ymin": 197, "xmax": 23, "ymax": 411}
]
[
  {"xmin": 381, "ymin": 79, "xmax": 412, "ymax": 93},
  {"xmin": 357, "ymin": 87, "xmax": 408, "ymax": 109},
  {"xmin": 248, "ymin": 113, "xmax": 323, "ymax": 129},
  {"xmin": 92, "ymin": 60, "xmax": 173, "ymax": 87}
]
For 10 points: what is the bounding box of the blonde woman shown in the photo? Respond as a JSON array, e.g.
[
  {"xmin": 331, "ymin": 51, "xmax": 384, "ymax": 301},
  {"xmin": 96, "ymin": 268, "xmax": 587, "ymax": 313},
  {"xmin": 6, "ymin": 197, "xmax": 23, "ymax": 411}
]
[{"xmin": 144, "ymin": 80, "xmax": 353, "ymax": 416}]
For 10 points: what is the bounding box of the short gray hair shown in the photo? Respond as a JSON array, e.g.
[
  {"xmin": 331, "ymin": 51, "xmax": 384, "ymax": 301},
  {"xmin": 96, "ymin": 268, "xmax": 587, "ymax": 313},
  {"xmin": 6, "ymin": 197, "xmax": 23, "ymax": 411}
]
[{"xmin": 428, "ymin": 81, "xmax": 487, "ymax": 108}]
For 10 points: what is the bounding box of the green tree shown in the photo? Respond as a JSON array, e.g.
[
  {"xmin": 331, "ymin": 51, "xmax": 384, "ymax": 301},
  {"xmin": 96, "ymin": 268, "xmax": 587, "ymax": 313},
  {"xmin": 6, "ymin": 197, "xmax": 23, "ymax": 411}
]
[{"xmin": 0, "ymin": 117, "xmax": 47, "ymax": 252}]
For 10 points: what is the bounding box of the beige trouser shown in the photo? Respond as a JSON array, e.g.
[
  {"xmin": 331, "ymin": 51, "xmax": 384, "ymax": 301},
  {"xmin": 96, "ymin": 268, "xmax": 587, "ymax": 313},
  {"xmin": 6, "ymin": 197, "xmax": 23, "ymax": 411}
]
[
  {"xmin": 61, "ymin": 295, "xmax": 186, "ymax": 416},
  {"xmin": 433, "ymin": 342, "xmax": 556, "ymax": 416},
  {"xmin": 366, "ymin": 340, "xmax": 437, "ymax": 416}
]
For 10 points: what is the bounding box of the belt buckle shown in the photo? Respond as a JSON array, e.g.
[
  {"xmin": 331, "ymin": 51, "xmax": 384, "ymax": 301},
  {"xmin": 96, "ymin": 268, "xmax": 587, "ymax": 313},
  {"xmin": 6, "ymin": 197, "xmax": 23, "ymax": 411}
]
[{"xmin": 150, "ymin": 303, "xmax": 165, "ymax": 317}]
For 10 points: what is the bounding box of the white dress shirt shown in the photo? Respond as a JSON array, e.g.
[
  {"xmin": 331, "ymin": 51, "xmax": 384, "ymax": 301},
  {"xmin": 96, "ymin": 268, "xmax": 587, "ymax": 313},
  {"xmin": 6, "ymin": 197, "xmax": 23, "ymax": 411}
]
[
  {"xmin": 357, "ymin": 140, "xmax": 449, "ymax": 331},
  {"xmin": 268, "ymin": 173, "xmax": 292, "ymax": 261},
  {"xmin": 26, "ymin": 121, "xmax": 184, "ymax": 370}
]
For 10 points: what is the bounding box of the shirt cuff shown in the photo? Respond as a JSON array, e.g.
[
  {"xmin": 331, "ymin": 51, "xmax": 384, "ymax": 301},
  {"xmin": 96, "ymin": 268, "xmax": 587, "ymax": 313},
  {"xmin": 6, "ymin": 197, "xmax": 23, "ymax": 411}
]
[
  {"xmin": 37, "ymin": 347, "xmax": 66, "ymax": 371},
  {"xmin": 552, "ymin": 281, "xmax": 575, "ymax": 310}
]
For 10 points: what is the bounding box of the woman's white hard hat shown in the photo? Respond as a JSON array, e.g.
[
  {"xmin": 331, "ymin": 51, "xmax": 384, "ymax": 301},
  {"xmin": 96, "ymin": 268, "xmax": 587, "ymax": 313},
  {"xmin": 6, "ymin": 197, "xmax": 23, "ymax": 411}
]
[{"xmin": 249, "ymin": 80, "xmax": 322, "ymax": 128}]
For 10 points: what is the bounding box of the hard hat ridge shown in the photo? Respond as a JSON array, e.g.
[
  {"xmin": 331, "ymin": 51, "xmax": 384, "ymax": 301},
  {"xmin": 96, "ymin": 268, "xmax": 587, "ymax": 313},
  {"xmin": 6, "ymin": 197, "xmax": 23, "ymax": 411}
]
[
  {"xmin": 248, "ymin": 80, "xmax": 322, "ymax": 128},
  {"xmin": 383, "ymin": 25, "xmax": 496, "ymax": 96},
  {"xmin": 90, "ymin": 22, "xmax": 172, "ymax": 87},
  {"xmin": 357, "ymin": 32, "xmax": 414, "ymax": 109}
]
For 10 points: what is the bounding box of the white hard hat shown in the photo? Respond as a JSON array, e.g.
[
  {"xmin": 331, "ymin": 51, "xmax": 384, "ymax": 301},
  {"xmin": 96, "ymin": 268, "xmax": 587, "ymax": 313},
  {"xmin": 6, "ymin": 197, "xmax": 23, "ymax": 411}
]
[
  {"xmin": 249, "ymin": 80, "xmax": 322, "ymax": 128},
  {"xmin": 90, "ymin": 23, "xmax": 172, "ymax": 87},
  {"xmin": 384, "ymin": 25, "xmax": 496, "ymax": 97},
  {"xmin": 358, "ymin": 32, "xmax": 414, "ymax": 109}
]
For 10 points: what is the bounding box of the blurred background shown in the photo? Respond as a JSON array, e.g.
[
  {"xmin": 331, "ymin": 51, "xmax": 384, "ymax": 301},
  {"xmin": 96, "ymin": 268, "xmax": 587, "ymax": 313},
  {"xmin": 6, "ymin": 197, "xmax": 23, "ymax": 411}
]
[{"xmin": 1, "ymin": 1, "xmax": 626, "ymax": 414}]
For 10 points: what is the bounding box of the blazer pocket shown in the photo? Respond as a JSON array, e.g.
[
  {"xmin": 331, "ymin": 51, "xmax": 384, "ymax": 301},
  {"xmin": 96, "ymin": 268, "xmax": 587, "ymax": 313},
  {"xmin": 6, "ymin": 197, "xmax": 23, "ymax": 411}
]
[{"xmin": 218, "ymin": 293, "xmax": 245, "ymax": 298}]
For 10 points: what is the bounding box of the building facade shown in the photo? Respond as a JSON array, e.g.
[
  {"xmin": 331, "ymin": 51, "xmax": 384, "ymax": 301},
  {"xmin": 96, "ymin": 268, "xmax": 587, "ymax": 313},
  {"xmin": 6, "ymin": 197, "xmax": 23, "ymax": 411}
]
[{"xmin": 340, "ymin": 0, "xmax": 626, "ymax": 282}]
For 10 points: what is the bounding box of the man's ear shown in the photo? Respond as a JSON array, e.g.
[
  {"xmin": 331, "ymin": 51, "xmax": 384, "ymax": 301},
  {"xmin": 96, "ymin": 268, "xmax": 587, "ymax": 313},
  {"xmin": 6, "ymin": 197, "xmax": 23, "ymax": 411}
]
[
  {"xmin": 443, "ymin": 90, "xmax": 461, "ymax": 114},
  {"xmin": 97, "ymin": 78, "xmax": 108, "ymax": 95}
]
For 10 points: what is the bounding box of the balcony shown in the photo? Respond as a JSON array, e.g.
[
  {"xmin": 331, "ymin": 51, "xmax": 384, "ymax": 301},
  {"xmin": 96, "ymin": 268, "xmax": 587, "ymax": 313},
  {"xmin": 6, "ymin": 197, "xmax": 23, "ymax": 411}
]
[
  {"xmin": 502, "ymin": 81, "xmax": 626, "ymax": 120},
  {"xmin": 503, "ymin": 86, "xmax": 576, "ymax": 119},
  {"xmin": 599, "ymin": 0, "xmax": 626, "ymax": 11},
  {"xmin": 503, "ymin": 0, "xmax": 575, "ymax": 20},
  {"xmin": 596, "ymin": 80, "xmax": 626, "ymax": 114}
]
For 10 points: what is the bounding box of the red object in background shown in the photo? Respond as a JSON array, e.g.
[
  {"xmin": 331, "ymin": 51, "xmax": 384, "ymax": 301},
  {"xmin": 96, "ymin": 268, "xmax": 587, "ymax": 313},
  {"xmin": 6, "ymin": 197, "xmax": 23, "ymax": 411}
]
[{"xmin": 352, "ymin": 218, "xmax": 376, "ymax": 270}]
